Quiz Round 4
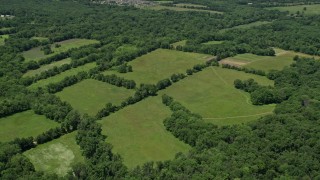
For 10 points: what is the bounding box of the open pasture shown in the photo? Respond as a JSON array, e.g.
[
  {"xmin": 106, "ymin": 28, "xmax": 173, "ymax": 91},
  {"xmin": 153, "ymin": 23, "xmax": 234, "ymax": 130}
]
[
  {"xmin": 99, "ymin": 96, "xmax": 190, "ymax": 168},
  {"xmin": 268, "ymin": 4, "xmax": 320, "ymax": 15},
  {"xmin": 22, "ymin": 38, "xmax": 99, "ymax": 62},
  {"xmin": 23, "ymin": 58, "xmax": 72, "ymax": 77},
  {"xmin": 145, "ymin": 5, "xmax": 222, "ymax": 14},
  {"xmin": 0, "ymin": 34, "xmax": 9, "ymax": 46},
  {"xmin": 24, "ymin": 132, "xmax": 84, "ymax": 176},
  {"xmin": 160, "ymin": 67, "xmax": 275, "ymax": 126},
  {"xmin": 103, "ymin": 49, "xmax": 213, "ymax": 85},
  {"xmin": 28, "ymin": 62, "xmax": 96, "ymax": 89},
  {"xmin": 202, "ymin": 40, "xmax": 224, "ymax": 45},
  {"xmin": 221, "ymin": 48, "xmax": 319, "ymax": 72},
  {"xmin": 0, "ymin": 110, "xmax": 60, "ymax": 142},
  {"xmin": 56, "ymin": 79, "xmax": 135, "ymax": 115}
]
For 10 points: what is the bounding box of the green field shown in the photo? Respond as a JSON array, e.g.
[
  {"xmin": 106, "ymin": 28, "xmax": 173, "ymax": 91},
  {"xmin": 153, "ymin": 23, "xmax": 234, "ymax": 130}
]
[
  {"xmin": 22, "ymin": 39, "xmax": 99, "ymax": 62},
  {"xmin": 171, "ymin": 40, "xmax": 187, "ymax": 48},
  {"xmin": 0, "ymin": 110, "xmax": 60, "ymax": 142},
  {"xmin": 269, "ymin": 4, "xmax": 320, "ymax": 15},
  {"xmin": 175, "ymin": 3, "xmax": 207, "ymax": 8},
  {"xmin": 0, "ymin": 34, "xmax": 9, "ymax": 46},
  {"xmin": 220, "ymin": 21, "xmax": 271, "ymax": 32},
  {"xmin": 145, "ymin": 5, "xmax": 222, "ymax": 14},
  {"xmin": 99, "ymin": 96, "xmax": 190, "ymax": 168},
  {"xmin": 202, "ymin": 40, "xmax": 224, "ymax": 45},
  {"xmin": 160, "ymin": 67, "xmax": 275, "ymax": 126},
  {"xmin": 221, "ymin": 48, "xmax": 319, "ymax": 72},
  {"xmin": 23, "ymin": 58, "xmax": 72, "ymax": 77},
  {"xmin": 28, "ymin": 62, "xmax": 96, "ymax": 89},
  {"xmin": 24, "ymin": 132, "xmax": 83, "ymax": 176},
  {"xmin": 56, "ymin": 79, "xmax": 135, "ymax": 115},
  {"xmin": 103, "ymin": 49, "xmax": 212, "ymax": 85},
  {"xmin": 31, "ymin": 37, "xmax": 49, "ymax": 42}
]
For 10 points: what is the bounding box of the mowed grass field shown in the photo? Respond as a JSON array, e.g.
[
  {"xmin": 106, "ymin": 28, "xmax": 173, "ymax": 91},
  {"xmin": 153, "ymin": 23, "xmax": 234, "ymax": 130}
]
[
  {"xmin": 103, "ymin": 49, "xmax": 213, "ymax": 85},
  {"xmin": 0, "ymin": 110, "xmax": 60, "ymax": 142},
  {"xmin": 23, "ymin": 58, "xmax": 72, "ymax": 77},
  {"xmin": 56, "ymin": 79, "xmax": 135, "ymax": 115},
  {"xmin": 202, "ymin": 40, "xmax": 224, "ymax": 45},
  {"xmin": 269, "ymin": 4, "xmax": 320, "ymax": 15},
  {"xmin": 28, "ymin": 62, "xmax": 96, "ymax": 89},
  {"xmin": 160, "ymin": 67, "xmax": 275, "ymax": 126},
  {"xmin": 0, "ymin": 34, "xmax": 9, "ymax": 46},
  {"xmin": 145, "ymin": 5, "xmax": 222, "ymax": 14},
  {"xmin": 220, "ymin": 21, "xmax": 271, "ymax": 32},
  {"xmin": 99, "ymin": 96, "xmax": 190, "ymax": 168},
  {"xmin": 220, "ymin": 48, "xmax": 319, "ymax": 72},
  {"xmin": 22, "ymin": 39, "xmax": 99, "ymax": 62},
  {"xmin": 24, "ymin": 132, "xmax": 84, "ymax": 176}
]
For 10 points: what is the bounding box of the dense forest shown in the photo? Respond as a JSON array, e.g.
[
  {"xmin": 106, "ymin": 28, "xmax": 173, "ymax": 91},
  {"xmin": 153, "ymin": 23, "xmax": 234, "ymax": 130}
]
[{"xmin": 0, "ymin": 0, "xmax": 320, "ymax": 179}]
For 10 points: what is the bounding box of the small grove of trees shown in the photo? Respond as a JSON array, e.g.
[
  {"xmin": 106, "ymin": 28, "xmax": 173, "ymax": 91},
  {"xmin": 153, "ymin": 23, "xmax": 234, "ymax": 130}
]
[
  {"xmin": 117, "ymin": 63, "xmax": 133, "ymax": 73},
  {"xmin": 93, "ymin": 74, "xmax": 136, "ymax": 89}
]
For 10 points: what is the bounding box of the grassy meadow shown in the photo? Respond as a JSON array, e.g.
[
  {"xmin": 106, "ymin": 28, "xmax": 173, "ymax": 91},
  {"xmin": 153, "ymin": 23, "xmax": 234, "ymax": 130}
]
[
  {"xmin": 160, "ymin": 67, "xmax": 275, "ymax": 126},
  {"xmin": 24, "ymin": 132, "xmax": 84, "ymax": 176},
  {"xmin": 145, "ymin": 5, "xmax": 222, "ymax": 14},
  {"xmin": 0, "ymin": 34, "xmax": 9, "ymax": 46},
  {"xmin": 269, "ymin": 4, "xmax": 320, "ymax": 15},
  {"xmin": 220, "ymin": 48, "xmax": 319, "ymax": 72},
  {"xmin": 171, "ymin": 40, "xmax": 187, "ymax": 48},
  {"xmin": 220, "ymin": 21, "xmax": 271, "ymax": 32},
  {"xmin": 23, "ymin": 58, "xmax": 72, "ymax": 77},
  {"xmin": 28, "ymin": 62, "xmax": 96, "ymax": 89},
  {"xmin": 103, "ymin": 49, "xmax": 212, "ymax": 85},
  {"xmin": 202, "ymin": 40, "xmax": 224, "ymax": 45},
  {"xmin": 56, "ymin": 79, "xmax": 135, "ymax": 115},
  {"xmin": 0, "ymin": 110, "xmax": 60, "ymax": 142},
  {"xmin": 99, "ymin": 96, "xmax": 190, "ymax": 168},
  {"xmin": 22, "ymin": 39, "xmax": 99, "ymax": 62}
]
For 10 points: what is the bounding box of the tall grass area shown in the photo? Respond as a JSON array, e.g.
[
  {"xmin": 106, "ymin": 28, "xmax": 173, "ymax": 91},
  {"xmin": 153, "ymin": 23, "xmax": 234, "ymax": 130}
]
[
  {"xmin": 56, "ymin": 79, "xmax": 135, "ymax": 115},
  {"xmin": 23, "ymin": 58, "xmax": 72, "ymax": 77},
  {"xmin": 28, "ymin": 62, "xmax": 96, "ymax": 89},
  {"xmin": 0, "ymin": 110, "xmax": 60, "ymax": 142},
  {"xmin": 103, "ymin": 49, "xmax": 212, "ymax": 85},
  {"xmin": 24, "ymin": 132, "xmax": 84, "ymax": 176},
  {"xmin": 99, "ymin": 96, "xmax": 191, "ymax": 168},
  {"xmin": 269, "ymin": 4, "xmax": 320, "ymax": 15},
  {"xmin": 160, "ymin": 67, "xmax": 275, "ymax": 126},
  {"xmin": 22, "ymin": 39, "xmax": 99, "ymax": 62}
]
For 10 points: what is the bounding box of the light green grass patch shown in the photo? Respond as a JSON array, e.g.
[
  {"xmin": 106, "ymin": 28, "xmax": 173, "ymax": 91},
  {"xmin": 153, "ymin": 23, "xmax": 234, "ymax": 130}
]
[
  {"xmin": 28, "ymin": 62, "xmax": 96, "ymax": 89},
  {"xmin": 23, "ymin": 58, "xmax": 72, "ymax": 77},
  {"xmin": 22, "ymin": 39, "xmax": 99, "ymax": 62},
  {"xmin": 24, "ymin": 132, "xmax": 84, "ymax": 176},
  {"xmin": 160, "ymin": 67, "xmax": 275, "ymax": 126},
  {"xmin": 0, "ymin": 34, "xmax": 9, "ymax": 46},
  {"xmin": 114, "ymin": 44, "xmax": 138, "ymax": 57},
  {"xmin": 145, "ymin": 5, "xmax": 222, "ymax": 14},
  {"xmin": 202, "ymin": 40, "xmax": 224, "ymax": 45},
  {"xmin": 171, "ymin": 40, "xmax": 187, "ymax": 48},
  {"xmin": 0, "ymin": 110, "xmax": 60, "ymax": 142},
  {"xmin": 99, "ymin": 96, "xmax": 190, "ymax": 168},
  {"xmin": 175, "ymin": 3, "xmax": 207, "ymax": 8},
  {"xmin": 268, "ymin": 4, "xmax": 320, "ymax": 15},
  {"xmin": 103, "ymin": 49, "xmax": 212, "ymax": 85},
  {"xmin": 31, "ymin": 37, "xmax": 49, "ymax": 42},
  {"xmin": 56, "ymin": 79, "xmax": 135, "ymax": 115},
  {"xmin": 220, "ymin": 21, "xmax": 271, "ymax": 32}
]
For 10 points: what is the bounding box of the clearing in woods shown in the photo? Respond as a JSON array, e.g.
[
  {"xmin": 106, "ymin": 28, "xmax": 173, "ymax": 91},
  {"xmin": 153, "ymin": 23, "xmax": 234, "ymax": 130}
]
[
  {"xmin": 24, "ymin": 132, "xmax": 84, "ymax": 176},
  {"xmin": 103, "ymin": 49, "xmax": 213, "ymax": 85},
  {"xmin": 99, "ymin": 96, "xmax": 191, "ymax": 168},
  {"xmin": 145, "ymin": 5, "xmax": 222, "ymax": 14},
  {"xmin": 202, "ymin": 40, "xmax": 224, "ymax": 45},
  {"xmin": 171, "ymin": 40, "xmax": 187, "ymax": 48},
  {"xmin": 56, "ymin": 79, "xmax": 135, "ymax": 116},
  {"xmin": 159, "ymin": 67, "xmax": 275, "ymax": 126},
  {"xmin": 219, "ymin": 21, "xmax": 271, "ymax": 32},
  {"xmin": 268, "ymin": 4, "xmax": 320, "ymax": 15},
  {"xmin": 22, "ymin": 39, "xmax": 99, "ymax": 62},
  {"xmin": 28, "ymin": 62, "xmax": 96, "ymax": 89},
  {"xmin": 0, "ymin": 34, "xmax": 9, "ymax": 46},
  {"xmin": 220, "ymin": 48, "xmax": 320, "ymax": 72},
  {"xmin": 23, "ymin": 58, "xmax": 72, "ymax": 77},
  {"xmin": 0, "ymin": 110, "xmax": 60, "ymax": 142}
]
